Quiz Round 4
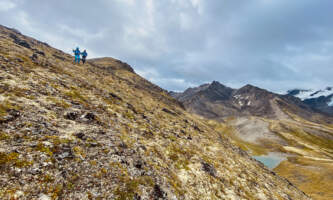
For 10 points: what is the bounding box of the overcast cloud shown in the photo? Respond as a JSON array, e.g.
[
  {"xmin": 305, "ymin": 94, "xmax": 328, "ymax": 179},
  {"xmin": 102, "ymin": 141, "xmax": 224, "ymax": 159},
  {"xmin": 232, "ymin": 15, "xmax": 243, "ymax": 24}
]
[{"xmin": 1, "ymin": 0, "xmax": 333, "ymax": 92}]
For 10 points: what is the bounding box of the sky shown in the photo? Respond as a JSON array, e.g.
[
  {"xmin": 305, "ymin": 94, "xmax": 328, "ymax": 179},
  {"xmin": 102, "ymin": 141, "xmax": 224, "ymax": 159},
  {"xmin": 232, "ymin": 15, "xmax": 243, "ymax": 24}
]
[{"xmin": 1, "ymin": 0, "xmax": 333, "ymax": 93}]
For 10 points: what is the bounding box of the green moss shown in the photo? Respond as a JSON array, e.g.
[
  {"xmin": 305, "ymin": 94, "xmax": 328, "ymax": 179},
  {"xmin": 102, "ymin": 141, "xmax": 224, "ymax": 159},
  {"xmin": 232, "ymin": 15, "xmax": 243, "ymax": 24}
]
[
  {"xmin": 64, "ymin": 89, "xmax": 87, "ymax": 105},
  {"xmin": 165, "ymin": 143, "xmax": 194, "ymax": 171},
  {"xmin": 169, "ymin": 153, "xmax": 179, "ymax": 161},
  {"xmin": 168, "ymin": 135, "xmax": 177, "ymax": 141},
  {"xmin": 6, "ymin": 87, "xmax": 29, "ymax": 98},
  {"xmin": 244, "ymin": 188, "xmax": 257, "ymax": 199},
  {"xmin": 13, "ymin": 159, "xmax": 32, "ymax": 168},
  {"xmin": 113, "ymin": 163, "xmax": 155, "ymax": 200},
  {"xmin": 141, "ymin": 176, "xmax": 154, "ymax": 187},
  {"xmin": 0, "ymin": 152, "xmax": 32, "ymax": 168},
  {"xmin": 114, "ymin": 176, "xmax": 154, "ymax": 200},
  {"xmin": 49, "ymin": 136, "xmax": 71, "ymax": 145},
  {"xmin": 73, "ymin": 146, "xmax": 86, "ymax": 158},
  {"xmin": 168, "ymin": 173, "xmax": 185, "ymax": 196},
  {"xmin": 0, "ymin": 100, "xmax": 20, "ymax": 118},
  {"xmin": 26, "ymin": 95, "xmax": 36, "ymax": 100},
  {"xmin": 123, "ymin": 111, "xmax": 135, "ymax": 120},
  {"xmin": 0, "ymin": 132, "xmax": 10, "ymax": 140},
  {"xmin": 169, "ymin": 144, "xmax": 194, "ymax": 160},
  {"xmin": 0, "ymin": 152, "xmax": 18, "ymax": 165},
  {"xmin": 51, "ymin": 184, "xmax": 64, "ymax": 199},
  {"xmin": 66, "ymin": 182, "xmax": 75, "ymax": 190},
  {"xmin": 114, "ymin": 180, "xmax": 139, "ymax": 200},
  {"xmin": 119, "ymin": 131, "xmax": 136, "ymax": 148},
  {"xmin": 175, "ymin": 159, "xmax": 190, "ymax": 170},
  {"xmin": 36, "ymin": 142, "xmax": 53, "ymax": 157},
  {"xmin": 46, "ymin": 96, "xmax": 71, "ymax": 108},
  {"xmin": 42, "ymin": 174, "xmax": 55, "ymax": 183}
]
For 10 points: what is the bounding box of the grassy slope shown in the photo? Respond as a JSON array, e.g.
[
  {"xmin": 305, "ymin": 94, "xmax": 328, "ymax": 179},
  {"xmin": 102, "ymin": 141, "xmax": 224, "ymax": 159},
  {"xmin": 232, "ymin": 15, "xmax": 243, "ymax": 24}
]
[
  {"xmin": 210, "ymin": 113, "xmax": 333, "ymax": 200},
  {"xmin": 275, "ymin": 157, "xmax": 333, "ymax": 200}
]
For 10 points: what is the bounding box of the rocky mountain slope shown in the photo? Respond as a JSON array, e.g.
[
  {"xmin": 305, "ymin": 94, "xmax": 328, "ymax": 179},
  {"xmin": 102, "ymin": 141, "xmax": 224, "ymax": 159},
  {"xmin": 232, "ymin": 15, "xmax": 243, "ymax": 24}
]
[
  {"xmin": 286, "ymin": 87, "xmax": 333, "ymax": 115},
  {"xmin": 171, "ymin": 81, "xmax": 331, "ymax": 123},
  {"xmin": 0, "ymin": 25, "xmax": 311, "ymax": 199},
  {"xmin": 172, "ymin": 81, "xmax": 333, "ymax": 200}
]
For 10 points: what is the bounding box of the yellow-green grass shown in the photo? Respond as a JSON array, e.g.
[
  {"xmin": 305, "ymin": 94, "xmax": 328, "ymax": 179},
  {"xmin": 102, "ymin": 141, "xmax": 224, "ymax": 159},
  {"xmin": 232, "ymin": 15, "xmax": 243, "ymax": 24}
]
[{"xmin": 274, "ymin": 157, "xmax": 333, "ymax": 200}]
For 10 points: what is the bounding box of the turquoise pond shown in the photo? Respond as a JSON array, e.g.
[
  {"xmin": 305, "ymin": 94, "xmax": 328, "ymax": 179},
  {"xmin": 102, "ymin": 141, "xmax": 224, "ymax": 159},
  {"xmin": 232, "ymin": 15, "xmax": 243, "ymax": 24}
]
[{"xmin": 252, "ymin": 155, "xmax": 285, "ymax": 169}]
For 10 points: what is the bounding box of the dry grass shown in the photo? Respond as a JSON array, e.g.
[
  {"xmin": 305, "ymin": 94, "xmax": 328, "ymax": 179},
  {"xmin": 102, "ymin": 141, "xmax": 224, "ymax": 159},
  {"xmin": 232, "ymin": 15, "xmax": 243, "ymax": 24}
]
[{"xmin": 275, "ymin": 157, "xmax": 333, "ymax": 200}]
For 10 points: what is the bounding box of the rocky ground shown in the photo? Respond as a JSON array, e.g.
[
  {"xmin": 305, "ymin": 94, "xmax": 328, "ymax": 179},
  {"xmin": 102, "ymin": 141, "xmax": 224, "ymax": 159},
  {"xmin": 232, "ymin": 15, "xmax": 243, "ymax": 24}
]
[{"xmin": 0, "ymin": 25, "xmax": 310, "ymax": 199}]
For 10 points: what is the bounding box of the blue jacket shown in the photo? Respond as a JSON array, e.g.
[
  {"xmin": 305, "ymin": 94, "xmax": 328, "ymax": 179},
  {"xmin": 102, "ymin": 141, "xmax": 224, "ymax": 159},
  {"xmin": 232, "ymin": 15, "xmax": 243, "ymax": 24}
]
[
  {"xmin": 73, "ymin": 49, "xmax": 81, "ymax": 56},
  {"xmin": 81, "ymin": 51, "xmax": 88, "ymax": 57}
]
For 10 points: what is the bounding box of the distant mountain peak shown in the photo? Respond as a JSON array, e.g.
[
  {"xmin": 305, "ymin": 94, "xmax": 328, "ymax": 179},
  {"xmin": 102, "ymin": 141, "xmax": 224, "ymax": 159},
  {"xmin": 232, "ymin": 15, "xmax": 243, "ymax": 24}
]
[
  {"xmin": 172, "ymin": 82, "xmax": 277, "ymax": 119},
  {"xmin": 208, "ymin": 81, "xmax": 230, "ymax": 90},
  {"xmin": 211, "ymin": 80, "xmax": 220, "ymax": 85},
  {"xmin": 210, "ymin": 80, "xmax": 223, "ymax": 86},
  {"xmin": 238, "ymin": 84, "xmax": 263, "ymax": 92},
  {"xmin": 171, "ymin": 81, "xmax": 333, "ymax": 120},
  {"xmin": 286, "ymin": 87, "xmax": 333, "ymax": 115}
]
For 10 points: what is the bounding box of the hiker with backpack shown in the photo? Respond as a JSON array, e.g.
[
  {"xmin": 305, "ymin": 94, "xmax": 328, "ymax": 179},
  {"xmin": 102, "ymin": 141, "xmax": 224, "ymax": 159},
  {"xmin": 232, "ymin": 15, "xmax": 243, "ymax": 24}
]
[
  {"xmin": 81, "ymin": 50, "xmax": 88, "ymax": 64},
  {"xmin": 73, "ymin": 47, "xmax": 81, "ymax": 64}
]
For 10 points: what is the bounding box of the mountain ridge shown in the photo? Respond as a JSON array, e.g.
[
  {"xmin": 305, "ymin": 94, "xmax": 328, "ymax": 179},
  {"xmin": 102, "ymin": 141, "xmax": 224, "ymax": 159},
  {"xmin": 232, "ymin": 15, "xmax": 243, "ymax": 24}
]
[{"xmin": 170, "ymin": 81, "xmax": 330, "ymax": 122}]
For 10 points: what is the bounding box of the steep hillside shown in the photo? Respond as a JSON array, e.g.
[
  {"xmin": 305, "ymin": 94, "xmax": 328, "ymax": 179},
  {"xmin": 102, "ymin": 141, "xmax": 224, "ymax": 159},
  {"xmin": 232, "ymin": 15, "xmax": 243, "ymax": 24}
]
[
  {"xmin": 0, "ymin": 25, "xmax": 310, "ymax": 199},
  {"xmin": 173, "ymin": 81, "xmax": 333, "ymax": 200}
]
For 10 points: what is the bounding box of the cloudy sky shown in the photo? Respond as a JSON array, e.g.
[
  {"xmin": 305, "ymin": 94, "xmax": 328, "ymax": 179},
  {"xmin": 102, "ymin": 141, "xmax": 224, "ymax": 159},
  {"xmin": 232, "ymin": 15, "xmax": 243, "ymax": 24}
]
[{"xmin": 1, "ymin": 0, "xmax": 333, "ymax": 92}]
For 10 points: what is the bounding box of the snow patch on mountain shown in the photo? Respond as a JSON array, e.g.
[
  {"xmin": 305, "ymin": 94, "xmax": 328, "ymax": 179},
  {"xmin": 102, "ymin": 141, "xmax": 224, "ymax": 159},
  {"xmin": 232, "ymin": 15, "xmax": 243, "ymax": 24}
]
[
  {"xmin": 294, "ymin": 90, "xmax": 315, "ymax": 100},
  {"xmin": 329, "ymin": 97, "xmax": 333, "ymax": 106},
  {"xmin": 287, "ymin": 87, "xmax": 333, "ymax": 101}
]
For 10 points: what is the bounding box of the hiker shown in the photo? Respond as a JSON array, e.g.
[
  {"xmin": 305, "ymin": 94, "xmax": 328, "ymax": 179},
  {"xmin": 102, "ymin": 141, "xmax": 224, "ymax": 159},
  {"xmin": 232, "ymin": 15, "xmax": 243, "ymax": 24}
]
[
  {"xmin": 81, "ymin": 50, "xmax": 88, "ymax": 64},
  {"xmin": 73, "ymin": 47, "xmax": 81, "ymax": 64}
]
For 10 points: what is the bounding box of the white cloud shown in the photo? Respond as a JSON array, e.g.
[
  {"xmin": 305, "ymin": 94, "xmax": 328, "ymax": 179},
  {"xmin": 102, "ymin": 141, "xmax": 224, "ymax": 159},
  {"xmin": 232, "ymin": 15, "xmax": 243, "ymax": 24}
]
[
  {"xmin": 1, "ymin": 0, "xmax": 333, "ymax": 92},
  {"xmin": 0, "ymin": 0, "xmax": 16, "ymax": 11}
]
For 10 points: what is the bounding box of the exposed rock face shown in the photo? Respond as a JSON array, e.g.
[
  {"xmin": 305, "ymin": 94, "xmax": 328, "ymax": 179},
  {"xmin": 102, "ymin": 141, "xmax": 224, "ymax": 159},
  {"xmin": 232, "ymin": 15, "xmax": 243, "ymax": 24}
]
[{"xmin": 0, "ymin": 24, "xmax": 310, "ymax": 199}]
